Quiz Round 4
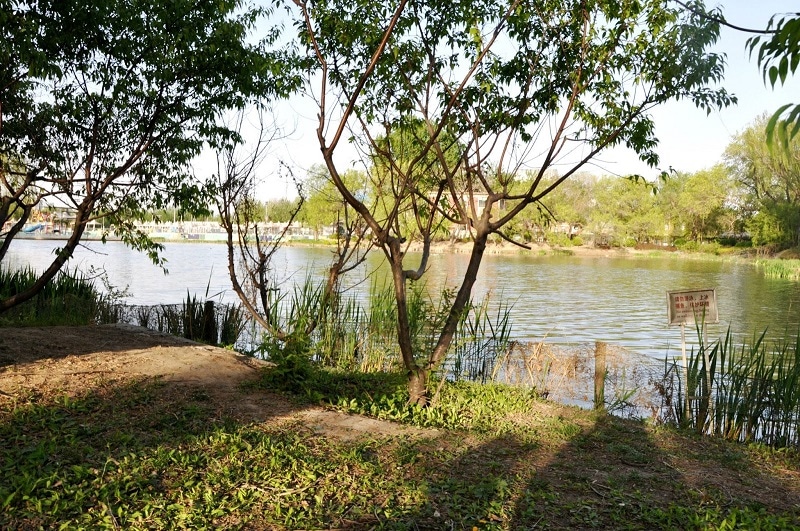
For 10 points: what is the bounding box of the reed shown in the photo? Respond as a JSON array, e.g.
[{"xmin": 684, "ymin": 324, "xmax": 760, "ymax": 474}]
[
  {"xmin": 446, "ymin": 292, "xmax": 514, "ymax": 384},
  {"xmin": 250, "ymin": 275, "xmax": 516, "ymax": 388},
  {"xmin": 102, "ymin": 298, "xmax": 249, "ymax": 348},
  {"xmin": 660, "ymin": 327, "xmax": 800, "ymax": 448},
  {"xmin": 0, "ymin": 266, "xmax": 110, "ymax": 325},
  {"xmin": 754, "ymin": 258, "xmax": 800, "ymax": 280}
]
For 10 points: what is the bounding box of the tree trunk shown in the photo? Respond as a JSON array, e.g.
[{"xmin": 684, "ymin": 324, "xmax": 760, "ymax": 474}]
[
  {"xmin": 0, "ymin": 204, "xmax": 90, "ymax": 313},
  {"xmin": 386, "ymin": 238, "xmax": 430, "ymax": 405},
  {"xmin": 427, "ymin": 231, "xmax": 489, "ymax": 370},
  {"xmin": 408, "ymin": 366, "xmax": 428, "ymax": 406}
]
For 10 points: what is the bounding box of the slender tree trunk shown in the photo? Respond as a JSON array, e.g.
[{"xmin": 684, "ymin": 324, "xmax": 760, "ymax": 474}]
[
  {"xmin": 0, "ymin": 203, "xmax": 91, "ymax": 313},
  {"xmin": 408, "ymin": 366, "xmax": 428, "ymax": 406},
  {"xmin": 387, "ymin": 238, "xmax": 429, "ymax": 405},
  {"xmin": 428, "ymin": 231, "xmax": 489, "ymax": 370},
  {"xmin": 390, "ymin": 229, "xmax": 491, "ymax": 406},
  {"xmin": 390, "ymin": 258, "xmax": 416, "ymax": 366}
]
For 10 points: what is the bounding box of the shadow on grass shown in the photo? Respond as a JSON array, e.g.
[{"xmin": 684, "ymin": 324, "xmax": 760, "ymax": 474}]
[
  {"xmin": 0, "ymin": 323, "xmax": 207, "ymax": 368},
  {"xmin": 247, "ymin": 368, "xmax": 800, "ymax": 529},
  {"xmin": 0, "ymin": 373, "xmax": 322, "ymax": 529},
  {"xmin": 377, "ymin": 413, "xmax": 800, "ymax": 530},
  {"xmin": 2, "ymin": 360, "xmax": 799, "ymax": 529}
]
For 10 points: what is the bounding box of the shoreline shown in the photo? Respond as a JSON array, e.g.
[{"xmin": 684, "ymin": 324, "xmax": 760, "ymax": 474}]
[{"xmin": 11, "ymin": 230, "xmax": 791, "ymax": 265}]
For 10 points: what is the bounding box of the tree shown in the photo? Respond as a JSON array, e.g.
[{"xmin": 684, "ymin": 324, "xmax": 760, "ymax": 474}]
[
  {"xmin": 213, "ymin": 110, "xmax": 370, "ymax": 351},
  {"xmin": 676, "ymin": 166, "xmax": 733, "ymax": 242},
  {"xmin": 289, "ymin": 0, "xmax": 734, "ymax": 405},
  {"xmin": 746, "ymin": 13, "xmax": 800, "ymax": 148},
  {"xmin": 0, "ymin": 0, "xmax": 296, "ymax": 312},
  {"xmin": 656, "ymin": 166, "xmax": 733, "ymax": 243},
  {"xmin": 298, "ymin": 164, "xmax": 366, "ymax": 239},
  {"xmin": 266, "ymin": 198, "xmax": 301, "ymax": 223},
  {"xmin": 725, "ymin": 115, "xmax": 800, "ymax": 248},
  {"xmin": 591, "ymin": 177, "xmax": 660, "ymax": 245}
]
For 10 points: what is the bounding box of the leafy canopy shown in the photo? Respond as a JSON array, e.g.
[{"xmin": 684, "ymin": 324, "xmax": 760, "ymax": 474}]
[
  {"xmin": 0, "ymin": 0, "xmax": 300, "ymax": 311},
  {"xmin": 747, "ymin": 12, "xmax": 800, "ymax": 148}
]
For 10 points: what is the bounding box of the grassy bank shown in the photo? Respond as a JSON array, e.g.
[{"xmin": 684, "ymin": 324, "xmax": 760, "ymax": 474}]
[{"xmin": 2, "ymin": 367, "xmax": 798, "ymax": 530}]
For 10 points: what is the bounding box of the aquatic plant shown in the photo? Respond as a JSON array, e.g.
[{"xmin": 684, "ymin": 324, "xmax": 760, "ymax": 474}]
[
  {"xmin": 754, "ymin": 258, "xmax": 800, "ymax": 280},
  {"xmin": 659, "ymin": 327, "xmax": 800, "ymax": 448},
  {"xmin": 0, "ymin": 266, "xmax": 109, "ymax": 326}
]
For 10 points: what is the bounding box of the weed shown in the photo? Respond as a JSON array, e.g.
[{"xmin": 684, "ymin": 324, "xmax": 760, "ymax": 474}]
[{"xmin": 0, "ymin": 266, "xmax": 111, "ymax": 326}]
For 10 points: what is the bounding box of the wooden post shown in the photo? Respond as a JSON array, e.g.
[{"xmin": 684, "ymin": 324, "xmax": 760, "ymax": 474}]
[
  {"xmin": 202, "ymin": 300, "xmax": 217, "ymax": 345},
  {"xmin": 594, "ymin": 341, "xmax": 607, "ymax": 411}
]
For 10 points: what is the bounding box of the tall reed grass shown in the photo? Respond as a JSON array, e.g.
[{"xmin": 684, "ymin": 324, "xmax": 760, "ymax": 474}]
[
  {"xmin": 754, "ymin": 258, "xmax": 800, "ymax": 280},
  {"xmin": 659, "ymin": 327, "xmax": 800, "ymax": 448},
  {"xmin": 247, "ymin": 276, "xmax": 515, "ymax": 385},
  {"xmin": 104, "ymin": 296, "xmax": 248, "ymax": 348},
  {"xmin": 0, "ymin": 266, "xmax": 109, "ymax": 326}
]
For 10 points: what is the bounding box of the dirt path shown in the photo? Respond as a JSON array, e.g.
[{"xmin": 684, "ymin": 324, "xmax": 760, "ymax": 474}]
[{"xmin": 0, "ymin": 323, "xmax": 435, "ymax": 441}]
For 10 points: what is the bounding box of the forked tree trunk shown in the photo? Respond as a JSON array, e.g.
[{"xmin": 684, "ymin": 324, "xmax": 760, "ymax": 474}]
[
  {"xmin": 387, "ymin": 239, "xmax": 428, "ymax": 404},
  {"xmin": 427, "ymin": 232, "xmax": 489, "ymax": 370},
  {"xmin": 390, "ymin": 230, "xmax": 490, "ymax": 407}
]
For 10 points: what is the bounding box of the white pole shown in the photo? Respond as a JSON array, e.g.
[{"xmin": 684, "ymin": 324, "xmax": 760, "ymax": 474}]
[
  {"xmin": 701, "ymin": 322, "xmax": 713, "ymax": 432},
  {"xmin": 681, "ymin": 322, "xmax": 689, "ymax": 424}
]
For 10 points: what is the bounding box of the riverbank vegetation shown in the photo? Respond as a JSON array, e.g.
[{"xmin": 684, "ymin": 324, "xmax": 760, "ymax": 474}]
[
  {"xmin": 659, "ymin": 328, "xmax": 800, "ymax": 448},
  {"xmin": 3, "ymin": 261, "xmax": 800, "ymax": 526},
  {"xmin": 0, "ymin": 267, "xmax": 107, "ymax": 326},
  {"xmin": 2, "ymin": 359, "xmax": 799, "ymax": 529}
]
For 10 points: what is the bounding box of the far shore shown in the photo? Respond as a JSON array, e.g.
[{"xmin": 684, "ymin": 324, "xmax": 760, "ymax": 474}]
[{"xmin": 405, "ymin": 240, "xmax": 657, "ymax": 258}]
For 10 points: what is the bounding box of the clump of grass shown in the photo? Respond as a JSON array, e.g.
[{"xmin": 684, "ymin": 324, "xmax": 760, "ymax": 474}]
[
  {"xmin": 253, "ymin": 277, "xmax": 515, "ymax": 389},
  {"xmin": 104, "ymin": 298, "xmax": 249, "ymax": 348},
  {"xmin": 659, "ymin": 328, "xmax": 800, "ymax": 448},
  {"xmin": 754, "ymin": 258, "xmax": 800, "ymax": 280},
  {"xmin": 0, "ymin": 266, "xmax": 110, "ymax": 326}
]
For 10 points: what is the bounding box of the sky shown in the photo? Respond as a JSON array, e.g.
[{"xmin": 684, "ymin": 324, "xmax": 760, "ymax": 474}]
[
  {"xmin": 240, "ymin": 1, "xmax": 800, "ymax": 200},
  {"xmin": 602, "ymin": 0, "xmax": 800, "ymax": 179}
]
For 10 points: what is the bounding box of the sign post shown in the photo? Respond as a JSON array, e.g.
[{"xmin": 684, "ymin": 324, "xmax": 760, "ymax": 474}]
[{"xmin": 667, "ymin": 289, "xmax": 719, "ymax": 425}]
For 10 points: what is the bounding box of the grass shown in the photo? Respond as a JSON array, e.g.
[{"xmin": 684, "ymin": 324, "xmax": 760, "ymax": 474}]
[
  {"xmin": 0, "ymin": 266, "xmax": 109, "ymax": 326},
  {"xmin": 2, "ymin": 365, "xmax": 799, "ymax": 529},
  {"xmin": 754, "ymin": 258, "xmax": 800, "ymax": 280},
  {"xmin": 242, "ymin": 276, "xmax": 515, "ymax": 385},
  {"xmin": 97, "ymin": 295, "xmax": 250, "ymax": 348},
  {"xmin": 659, "ymin": 327, "xmax": 800, "ymax": 448}
]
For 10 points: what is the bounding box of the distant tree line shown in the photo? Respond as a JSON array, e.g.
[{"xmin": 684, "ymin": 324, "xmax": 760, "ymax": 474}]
[{"xmin": 289, "ymin": 114, "xmax": 798, "ymax": 250}]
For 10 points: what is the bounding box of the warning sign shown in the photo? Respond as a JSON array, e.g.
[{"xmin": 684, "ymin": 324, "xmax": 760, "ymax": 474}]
[{"xmin": 667, "ymin": 289, "xmax": 718, "ymax": 326}]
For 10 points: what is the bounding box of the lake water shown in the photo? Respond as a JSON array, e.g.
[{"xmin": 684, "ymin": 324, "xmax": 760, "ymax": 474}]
[{"xmin": 6, "ymin": 240, "xmax": 800, "ymax": 363}]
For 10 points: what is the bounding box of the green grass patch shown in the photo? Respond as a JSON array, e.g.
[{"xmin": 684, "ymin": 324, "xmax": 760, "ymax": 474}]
[
  {"xmin": 754, "ymin": 258, "xmax": 800, "ymax": 280},
  {"xmin": 2, "ymin": 372, "xmax": 799, "ymax": 529},
  {"xmin": 275, "ymin": 367, "xmax": 547, "ymax": 434}
]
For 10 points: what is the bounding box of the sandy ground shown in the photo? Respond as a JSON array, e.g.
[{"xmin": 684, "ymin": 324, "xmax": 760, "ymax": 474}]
[{"xmin": 0, "ymin": 323, "xmax": 435, "ymax": 441}]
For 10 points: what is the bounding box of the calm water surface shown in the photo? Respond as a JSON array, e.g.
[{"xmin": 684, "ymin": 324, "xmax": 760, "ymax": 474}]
[{"xmin": 6, "ymin": 240, "xmax": 800, "ymax": 361}]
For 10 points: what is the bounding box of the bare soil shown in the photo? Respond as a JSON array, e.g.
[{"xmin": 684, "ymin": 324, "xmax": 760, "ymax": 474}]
[{"xmin": 0, "ymin": 323, "xmax": 432, "ymax": 441}]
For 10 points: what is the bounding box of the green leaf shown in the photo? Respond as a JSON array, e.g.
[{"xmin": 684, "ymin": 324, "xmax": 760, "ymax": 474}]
[
  {"xmin": 779, "ymin": 55, "xmax": 789, "ymax": 84},
  {"xmin": 769, "ymin": 65, "xmax": 780, "ymax": 87}
]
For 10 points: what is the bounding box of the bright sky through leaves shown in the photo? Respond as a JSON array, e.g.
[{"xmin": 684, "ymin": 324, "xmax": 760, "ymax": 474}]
[{"xmin": 201, "ymin": 0, "xmax": 800, "ymax": 200}]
